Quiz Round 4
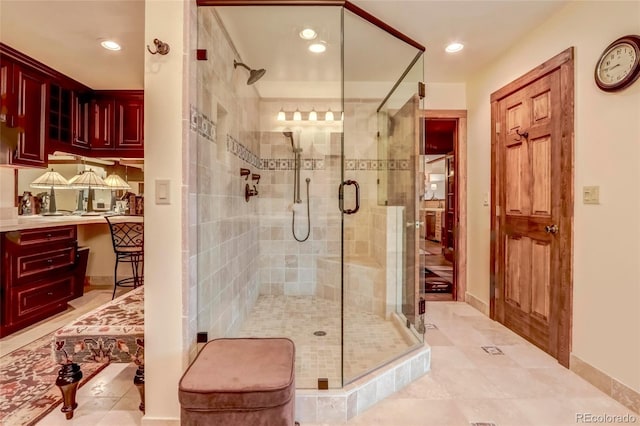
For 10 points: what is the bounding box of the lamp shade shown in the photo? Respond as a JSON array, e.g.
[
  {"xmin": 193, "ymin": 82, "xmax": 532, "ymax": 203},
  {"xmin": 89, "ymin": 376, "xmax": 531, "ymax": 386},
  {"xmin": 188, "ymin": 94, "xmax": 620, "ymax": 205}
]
[
  {"xmin": 30, "ymin": 169, "xmax": 69, "ymax": 189},
  {"xmin": 70, "ymin": 169, "xmax": 108, "ymax": 189},
  {"xmin": 104, "ymin": 174, "xmax": 131, "ymax": 190}
]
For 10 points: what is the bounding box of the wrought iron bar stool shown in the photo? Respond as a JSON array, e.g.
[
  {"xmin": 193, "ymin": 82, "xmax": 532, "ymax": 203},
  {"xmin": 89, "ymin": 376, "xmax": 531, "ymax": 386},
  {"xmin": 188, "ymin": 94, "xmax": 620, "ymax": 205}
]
[{"xmin": 105, "ymin": 216, "xmax": 144, "ymax": 299}]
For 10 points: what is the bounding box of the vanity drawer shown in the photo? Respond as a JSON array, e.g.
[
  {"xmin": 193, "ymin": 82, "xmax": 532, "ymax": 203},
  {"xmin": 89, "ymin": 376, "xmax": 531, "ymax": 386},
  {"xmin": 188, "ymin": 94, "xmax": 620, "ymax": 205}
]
[
  {"xmin": 10, "ymin": 274, "xmax": 74, "ymax": 329},
  {"xmin": 5, "ymin": 225, "xmax": 76, "ymax": 247},
  {"xmin": 10, "ymin": 243, "xmax": 76, "ymax": 284}
]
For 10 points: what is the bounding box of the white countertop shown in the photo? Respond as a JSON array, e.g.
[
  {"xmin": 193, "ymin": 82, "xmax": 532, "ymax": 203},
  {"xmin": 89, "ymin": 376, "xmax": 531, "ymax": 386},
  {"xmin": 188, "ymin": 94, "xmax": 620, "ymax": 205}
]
[{"xmin": 0, "ymin": 214, "xmax": 143, "ymax": 232}]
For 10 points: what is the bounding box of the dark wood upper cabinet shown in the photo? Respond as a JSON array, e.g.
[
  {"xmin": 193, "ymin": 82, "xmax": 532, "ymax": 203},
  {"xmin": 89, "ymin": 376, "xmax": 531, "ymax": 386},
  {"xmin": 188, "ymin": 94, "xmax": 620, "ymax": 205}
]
[
  {"xmin": 90, "ymin": 91, "xmax": 143, "ymax": 156},
  {"xmin": 90, "ymin": 97, "xmax": 115, "ymax": 150},
  {"xmin": 48, "ymin": 83, "xmax": 73, "ymax": 145},
  {"xmin": 115, "ymin": 95, "xmax": 144, "ymax": 150},
  {"xmin": 72, "ymin": 92, "xmax": 91, "ymax": 149},
  {"xmin": 0, "ymin": 43, "xmax": 143, "ymax": 162},
  {"xmin": 1, "ymin": 56, "xmax": 17, "ymax": 126},
  {"xmin": 13, "ymin": 64, "xmax": 48, "ymax": 167}
]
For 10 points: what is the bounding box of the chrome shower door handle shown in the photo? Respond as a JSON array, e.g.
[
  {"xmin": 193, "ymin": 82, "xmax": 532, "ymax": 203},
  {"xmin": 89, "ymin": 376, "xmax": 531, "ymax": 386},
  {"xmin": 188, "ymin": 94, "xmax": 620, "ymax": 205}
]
[{"xmin": 339, "ymin": 180, "xmax": 360, "ymax": 215}]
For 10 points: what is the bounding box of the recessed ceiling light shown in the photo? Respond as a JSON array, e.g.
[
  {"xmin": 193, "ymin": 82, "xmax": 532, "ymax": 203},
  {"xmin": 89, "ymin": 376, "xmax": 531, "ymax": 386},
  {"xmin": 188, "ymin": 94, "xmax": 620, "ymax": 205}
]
[
  {"xmin": 309, "ymin": 42, "xmax": 326, "ymax": 53},
  {"xmin": 445, "ymin": 42, "xmax": 464, "ymax": 53},
  {"xmin": 299, "ymin": 28, "xmax": 317, "ymax": 40},
  {"xmin": 101, "ymin": 40, "xmax": 121, "ymax": 51}
]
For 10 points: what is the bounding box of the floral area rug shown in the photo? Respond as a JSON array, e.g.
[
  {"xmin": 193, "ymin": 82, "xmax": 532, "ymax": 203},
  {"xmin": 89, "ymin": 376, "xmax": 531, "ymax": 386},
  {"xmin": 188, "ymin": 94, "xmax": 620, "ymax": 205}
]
[{"xmin": 0, "ymin": 331, "xmax": 107, "ymax": 426}]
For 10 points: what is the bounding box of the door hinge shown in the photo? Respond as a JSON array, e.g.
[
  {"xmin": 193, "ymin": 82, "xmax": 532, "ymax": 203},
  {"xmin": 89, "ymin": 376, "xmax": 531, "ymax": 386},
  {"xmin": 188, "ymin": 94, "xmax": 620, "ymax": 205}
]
[
  {"xmin": 495, "ymin": 122, "xmax": 501, "ymax": 133},
  {"xmin": 418, "ymin": 82, "xmax": 426, "ymax": 99}
]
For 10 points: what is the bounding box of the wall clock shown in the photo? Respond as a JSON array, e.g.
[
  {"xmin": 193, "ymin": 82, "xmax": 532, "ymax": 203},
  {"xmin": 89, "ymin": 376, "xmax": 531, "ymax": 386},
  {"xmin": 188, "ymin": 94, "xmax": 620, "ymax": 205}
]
[{"xmin": 594, "ymin": 35, "xmax": 640, "ymax": 92}]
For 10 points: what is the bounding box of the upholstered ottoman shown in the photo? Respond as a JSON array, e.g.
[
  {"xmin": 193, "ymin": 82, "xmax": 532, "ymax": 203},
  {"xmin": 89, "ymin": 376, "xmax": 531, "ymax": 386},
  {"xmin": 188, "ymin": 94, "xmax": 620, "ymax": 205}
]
[{"xmin": 179, "ymin": 338, "xmax": 296, "ymax": 426}]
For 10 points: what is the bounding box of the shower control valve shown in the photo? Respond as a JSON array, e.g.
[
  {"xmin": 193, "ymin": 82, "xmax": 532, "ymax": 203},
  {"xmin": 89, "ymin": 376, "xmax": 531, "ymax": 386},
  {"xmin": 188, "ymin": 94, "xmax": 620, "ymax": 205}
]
[{"xmin": 245, "ymin": 183, "xmax": 258, "ymax": 202}]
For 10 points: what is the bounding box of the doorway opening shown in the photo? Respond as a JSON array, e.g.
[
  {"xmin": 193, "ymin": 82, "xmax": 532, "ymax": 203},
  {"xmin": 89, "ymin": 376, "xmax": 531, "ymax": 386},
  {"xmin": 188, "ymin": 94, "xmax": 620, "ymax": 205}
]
[{"xmin": 419, "ymin": 112, "xmax": 467, "ymax": 302}]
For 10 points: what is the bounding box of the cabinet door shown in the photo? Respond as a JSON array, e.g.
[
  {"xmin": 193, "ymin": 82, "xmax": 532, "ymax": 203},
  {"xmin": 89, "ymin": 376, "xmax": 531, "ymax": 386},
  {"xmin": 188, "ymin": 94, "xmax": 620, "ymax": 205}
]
[
  {"xmin": 13, "ymin": 64, "xmax": 48, "ymax": 167},
  {"xmin": 115, "ymin": 97, "xmax": 144, "ymax": 149},
  {"xmin": 48, "ymin": 83, "xmax": 73, "ymax": 145},
  {"xmin": 90, "ymin": 98, "xmax": 114, "ymax": 150},
  {"xmin": 72, "ymin": 92, "xmax": 91, "ymax": 149},
  {"xmin": 0, "ymin": 56, "xmax": 16, "ymax": 126}
]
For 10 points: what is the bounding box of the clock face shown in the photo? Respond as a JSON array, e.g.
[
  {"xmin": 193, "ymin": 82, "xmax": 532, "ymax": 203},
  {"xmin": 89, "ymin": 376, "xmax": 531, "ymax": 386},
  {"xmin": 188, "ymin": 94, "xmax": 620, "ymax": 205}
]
[
  {"xmin": 595, "ymin": 35, "xmax": 640, "ymax": 92},
  {"xmin": 597, "ymin": 42, "xmax": 637, "ymax": 85}
]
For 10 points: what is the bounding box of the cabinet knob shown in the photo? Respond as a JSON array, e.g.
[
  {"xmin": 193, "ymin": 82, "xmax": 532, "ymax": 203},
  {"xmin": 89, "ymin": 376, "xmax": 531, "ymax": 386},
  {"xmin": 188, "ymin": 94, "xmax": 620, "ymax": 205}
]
[
  {"xmin": 46, "ymin": 233, "xmax": 52, "ymax": 238},
  {"xmin": 47, "ymin": 259, "xmax": 53, "ymax": 264},
  {"xmin": 47, "ymin": 292, "xmax": 54, "ymax": 296}
]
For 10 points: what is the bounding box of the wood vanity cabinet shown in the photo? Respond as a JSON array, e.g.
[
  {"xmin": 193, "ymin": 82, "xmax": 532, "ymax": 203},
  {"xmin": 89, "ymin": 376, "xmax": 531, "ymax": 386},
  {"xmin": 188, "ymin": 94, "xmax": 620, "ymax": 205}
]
[{"xmin": 0, "ymin": 226, "xmax": 80, "ymax": 337}]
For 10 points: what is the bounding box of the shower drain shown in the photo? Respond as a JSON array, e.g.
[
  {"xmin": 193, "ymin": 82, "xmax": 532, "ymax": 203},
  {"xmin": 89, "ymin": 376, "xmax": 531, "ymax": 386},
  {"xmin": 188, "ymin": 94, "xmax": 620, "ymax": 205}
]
[{"xmin": 313, "ymin": 331, "xmax": 327, "ymax": 336}]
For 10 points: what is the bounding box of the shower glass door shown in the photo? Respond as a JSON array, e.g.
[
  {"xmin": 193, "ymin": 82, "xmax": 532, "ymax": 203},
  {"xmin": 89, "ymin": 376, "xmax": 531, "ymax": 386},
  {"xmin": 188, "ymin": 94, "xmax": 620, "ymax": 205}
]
[
  {"xmin": 196, "ymin": 1, "xmax": 425, "ymax": 391},
  {"xmin": 342, "ymin": 7, "xmax": 424, "ymax": 384}
]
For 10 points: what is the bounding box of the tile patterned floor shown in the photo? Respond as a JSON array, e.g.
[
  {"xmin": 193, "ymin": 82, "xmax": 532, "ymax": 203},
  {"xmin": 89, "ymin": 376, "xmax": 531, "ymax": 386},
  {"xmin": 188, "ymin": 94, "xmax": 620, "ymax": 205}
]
[
  {"xmin": 20, "ymin": 299, "xmax": 640, "ymax": 425},
  {"xmin": 236, "ymin": 295, "xmax": 416, "ymax": 388}
]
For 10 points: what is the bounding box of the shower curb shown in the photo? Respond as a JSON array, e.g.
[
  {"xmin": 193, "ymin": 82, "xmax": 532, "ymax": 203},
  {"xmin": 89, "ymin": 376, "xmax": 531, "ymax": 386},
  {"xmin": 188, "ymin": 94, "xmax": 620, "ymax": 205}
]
[{"xmin": 294, "ymin": 343, "xmax": 431, "ymax": 423}]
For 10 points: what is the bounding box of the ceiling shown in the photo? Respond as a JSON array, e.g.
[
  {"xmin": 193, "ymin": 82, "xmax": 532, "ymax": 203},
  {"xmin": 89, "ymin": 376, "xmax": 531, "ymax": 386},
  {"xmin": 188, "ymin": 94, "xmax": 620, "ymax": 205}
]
[{"xmin": 1, "ymin": 0, "xmax": 568, "ymax": 93}]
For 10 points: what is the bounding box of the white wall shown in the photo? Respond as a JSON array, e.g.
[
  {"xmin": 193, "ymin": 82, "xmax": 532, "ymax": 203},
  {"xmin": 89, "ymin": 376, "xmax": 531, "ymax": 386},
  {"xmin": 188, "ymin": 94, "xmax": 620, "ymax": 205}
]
[
  {"xmin": 425, "ymin": 82, "xmax": 466, "ymax": 110},
  {"xmin": 143, "ymin": 0, "xmax": 189, "ymax": 423},
  {"xmin": 466, "ymin": 1, "xmax": 640, "ymax": 392}
]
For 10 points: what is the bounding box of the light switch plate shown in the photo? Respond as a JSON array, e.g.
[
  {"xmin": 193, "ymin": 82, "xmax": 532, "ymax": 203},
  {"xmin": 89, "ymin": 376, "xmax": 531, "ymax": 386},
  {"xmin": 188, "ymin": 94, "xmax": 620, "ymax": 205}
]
[
  {"xmin": 583, "ymin": 185, "xmax": 600, "ymax": 204},
  {"xmin": 155, "ymin": 179, "xmax": 171, "ymax": 205}
]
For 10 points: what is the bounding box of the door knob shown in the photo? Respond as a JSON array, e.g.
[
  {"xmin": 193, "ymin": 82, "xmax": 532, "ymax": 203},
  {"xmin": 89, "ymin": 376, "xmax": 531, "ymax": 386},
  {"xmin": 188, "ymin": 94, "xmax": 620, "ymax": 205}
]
[
  {"xmin": 407, "ymin": 221, "xmax": 424, "ymax": 228},
  {"xmin": 544, "ymin": 224, "xmax": 559, "ymax": 234}
]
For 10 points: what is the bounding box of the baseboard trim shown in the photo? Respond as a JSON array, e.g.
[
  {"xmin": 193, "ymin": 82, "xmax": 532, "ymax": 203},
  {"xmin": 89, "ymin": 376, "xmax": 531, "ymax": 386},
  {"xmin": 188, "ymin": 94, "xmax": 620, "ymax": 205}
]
[
  {"xmin": 570, "ymin": 354, "xmax": 640, "ymax": 414},
  {"xmin": 465, "ymin": 292, "xmax": 489, "ymax": 316}
]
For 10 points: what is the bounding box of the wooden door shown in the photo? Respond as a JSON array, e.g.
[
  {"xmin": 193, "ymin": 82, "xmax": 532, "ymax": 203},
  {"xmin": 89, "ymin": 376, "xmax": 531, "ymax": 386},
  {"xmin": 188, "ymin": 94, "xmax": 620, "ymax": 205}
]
[{"xmin": 491, "ymin": 48, "xmax": 574, "ymax": 366}]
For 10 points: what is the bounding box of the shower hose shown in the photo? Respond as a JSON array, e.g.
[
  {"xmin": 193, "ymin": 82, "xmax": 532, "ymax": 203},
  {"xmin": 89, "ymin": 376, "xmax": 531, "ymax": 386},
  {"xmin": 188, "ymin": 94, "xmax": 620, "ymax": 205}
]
[{"xmin": 292, "ymin": 178, "xmax": 311, "ymax": 242}]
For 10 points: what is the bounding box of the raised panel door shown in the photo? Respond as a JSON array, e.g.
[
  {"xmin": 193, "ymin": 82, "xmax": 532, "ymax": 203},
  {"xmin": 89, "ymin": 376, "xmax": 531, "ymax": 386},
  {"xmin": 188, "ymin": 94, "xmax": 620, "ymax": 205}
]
[
  {"xmin": 13, "ymin": 64, "xmax": 47, "ymax": 167},
  {"xmin": 115, "ymin": 98, "xmax": 144, "ymax": 149},
  {"xmin": 0, "ymin": 55, "xmax": 16, "ymax": 126},
  {"xmin": 90, "ymin": 98, "xmax": 114, "ymax": 150},
  {"xmin": 72, "ymin": 92, "xmax": 91, "ymax": 149}
]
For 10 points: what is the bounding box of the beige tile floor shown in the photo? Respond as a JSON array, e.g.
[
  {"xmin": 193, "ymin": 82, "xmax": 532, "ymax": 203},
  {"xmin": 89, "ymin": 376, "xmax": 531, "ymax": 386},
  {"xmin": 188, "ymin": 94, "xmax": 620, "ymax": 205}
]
[{"xmin": 7, "ymin": 295, "xmax": 638, "ymax": 425}]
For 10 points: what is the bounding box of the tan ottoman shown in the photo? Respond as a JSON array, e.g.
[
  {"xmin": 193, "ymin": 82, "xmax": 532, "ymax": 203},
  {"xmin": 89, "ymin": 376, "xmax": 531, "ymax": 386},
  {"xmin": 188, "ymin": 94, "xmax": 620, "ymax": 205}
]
[{"xmin": 179, "ymin": 338, "xmax": 296, "ymax": 426}]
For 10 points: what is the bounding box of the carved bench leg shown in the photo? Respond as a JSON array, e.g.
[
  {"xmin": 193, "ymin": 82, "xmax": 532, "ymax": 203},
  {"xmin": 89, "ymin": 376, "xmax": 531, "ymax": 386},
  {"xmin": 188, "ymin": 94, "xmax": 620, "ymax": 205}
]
[
  {"xmin": 56, "ymin": 363, "xmax": 83, "ymax": 420},
  {"xmin": 134, "ymin": 364, "xmax": 145, "ymax": 412}
]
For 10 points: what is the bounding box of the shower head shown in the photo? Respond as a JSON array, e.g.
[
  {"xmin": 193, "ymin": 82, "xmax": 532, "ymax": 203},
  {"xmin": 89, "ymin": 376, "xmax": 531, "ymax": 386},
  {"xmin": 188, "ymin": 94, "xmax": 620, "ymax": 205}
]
[
  {"xmin": 283, "ymin": 131, "xmax": 295, "ymax": 150},
  {"xmin": 234, "ymin": 60, "xmax": 266, "ymax": 85}
]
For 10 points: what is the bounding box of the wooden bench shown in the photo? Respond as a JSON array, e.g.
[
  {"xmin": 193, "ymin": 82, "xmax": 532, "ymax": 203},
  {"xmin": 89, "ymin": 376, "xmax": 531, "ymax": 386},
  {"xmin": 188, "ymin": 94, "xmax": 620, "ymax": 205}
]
[{"xmin": 52, "ymin": 286, "xmax": 144, "ymax": 419}]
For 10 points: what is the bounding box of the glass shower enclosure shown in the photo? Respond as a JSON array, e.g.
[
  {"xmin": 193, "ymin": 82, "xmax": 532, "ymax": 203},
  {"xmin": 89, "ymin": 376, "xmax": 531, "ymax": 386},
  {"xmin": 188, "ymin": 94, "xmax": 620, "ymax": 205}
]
[{"xmin": 194, "ymin": 0, "xmax": 424, "ymax": 389}]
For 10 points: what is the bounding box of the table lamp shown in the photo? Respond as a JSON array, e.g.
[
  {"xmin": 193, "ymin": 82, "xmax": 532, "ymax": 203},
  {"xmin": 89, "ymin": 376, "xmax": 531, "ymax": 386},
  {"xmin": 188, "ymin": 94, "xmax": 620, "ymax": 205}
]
[
  {"xmin": 30, "ymin": 169, "xmax": 70, "ymax": 215},
  {"xmin": 104, "ymin": 173, "xmax": 131, "ymax": 213},
  {"xmin": 70, "ymin": 169, "xmax": 108, "ymax": 215}
]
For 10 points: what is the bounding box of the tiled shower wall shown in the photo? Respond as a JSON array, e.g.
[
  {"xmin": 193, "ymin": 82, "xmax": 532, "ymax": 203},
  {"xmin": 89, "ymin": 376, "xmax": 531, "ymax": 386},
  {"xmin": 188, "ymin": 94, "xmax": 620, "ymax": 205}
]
[
  {"xmin": 194, "ymin": 8, "xmax": 261, "ymax": 339},
  {"xmin": 256, "ymin": 99, "xmax": 407, "ymax": 298}
]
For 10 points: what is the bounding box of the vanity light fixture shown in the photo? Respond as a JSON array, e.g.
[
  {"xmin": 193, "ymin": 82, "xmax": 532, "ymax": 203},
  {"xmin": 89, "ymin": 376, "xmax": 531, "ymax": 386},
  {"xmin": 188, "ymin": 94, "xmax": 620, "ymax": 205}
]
[
  {"xmin": 101, "ymin": 40, "xmax": 121, "ymax": 51},
  {"xmin": 299, "ymin": 28, "xmax": 317, "ymax": 40},
  {"xmin": 445, "ymin": 42, "xmax": 464, "ymax": 53},
  {"xmin": 325, "ymin": 109, "xmax": 334, "ymax": 122},
  {"xmin": 309, "ymin": 41, "xmax": 327, "ymax": 53},
  {"xmin": 275, "ymin": 108, "xmax": 342, "ymax": 122}
]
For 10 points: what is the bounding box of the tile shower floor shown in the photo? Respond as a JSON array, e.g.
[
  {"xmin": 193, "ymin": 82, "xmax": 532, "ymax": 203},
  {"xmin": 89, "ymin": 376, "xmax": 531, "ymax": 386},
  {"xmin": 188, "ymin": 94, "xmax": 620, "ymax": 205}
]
[
  {"xmin": 31, "ymin": 298, "xmax": 638, "ymax": 425},
  {"xmin": 236, "ymin": 295, "xmax": 416, "ymax": 389}
]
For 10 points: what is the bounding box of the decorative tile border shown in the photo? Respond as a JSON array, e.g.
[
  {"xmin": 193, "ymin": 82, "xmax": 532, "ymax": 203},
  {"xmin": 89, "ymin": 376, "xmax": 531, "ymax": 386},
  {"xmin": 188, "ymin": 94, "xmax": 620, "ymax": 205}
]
[
  {"xmin": 260, "ymin": 158, "xmax": 325, "ymax": 171},
  {"xmin": 345, "ymin": 159, "xmax": 410, "ymax": 171},
  {"xmin": 226, "ymin": 135, "xmax": 260, "ymax": 168},
  {"xmin": 190, "ymin": 105, "xmax": 216, "ymax": 142},
  {"xmin": 191, "ymin": 104, "xmax": 411, "ymax": 172}
]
